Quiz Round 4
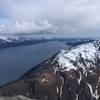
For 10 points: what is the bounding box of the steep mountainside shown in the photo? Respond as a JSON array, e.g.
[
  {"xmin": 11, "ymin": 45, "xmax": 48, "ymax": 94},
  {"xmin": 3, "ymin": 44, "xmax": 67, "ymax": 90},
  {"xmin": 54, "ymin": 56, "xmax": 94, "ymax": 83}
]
[{"xmin": 0, "ymin": 40, "xmax": 100, "ymax": 100}]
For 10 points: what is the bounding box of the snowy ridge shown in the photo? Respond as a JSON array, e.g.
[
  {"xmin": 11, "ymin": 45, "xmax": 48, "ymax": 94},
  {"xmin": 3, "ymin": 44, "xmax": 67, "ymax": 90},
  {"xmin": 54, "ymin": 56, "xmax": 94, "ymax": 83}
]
[
  {"xmin": 55, "ymin": 40, "xmax": 100, "ymax": 73},
  {"xmin": 0, "ymin": 35, "xmax": 44, "ymax": 42},
  {"xmin": 0, "ymin": 34, "xmax": 54, "ymax": 48}
]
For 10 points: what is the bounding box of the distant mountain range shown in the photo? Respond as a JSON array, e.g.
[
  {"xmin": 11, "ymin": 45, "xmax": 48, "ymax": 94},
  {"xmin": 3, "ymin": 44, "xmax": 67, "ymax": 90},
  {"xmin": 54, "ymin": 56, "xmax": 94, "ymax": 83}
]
[
  {"xmin": 0, "ymin": 40, "xmax": 100, "ymax": 100},
  {"xmin": 0, "ymin": 34, "xmax": 95, "ymax": 48}
]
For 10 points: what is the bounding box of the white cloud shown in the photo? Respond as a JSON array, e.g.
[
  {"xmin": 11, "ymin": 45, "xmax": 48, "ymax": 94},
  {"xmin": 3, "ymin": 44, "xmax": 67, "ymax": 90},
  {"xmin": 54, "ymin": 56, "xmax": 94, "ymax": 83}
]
[
  {"xmin": 0, "ymin": 0, "xmax": 100, "ymax": 37},
  {"xmin": 0, "ymin": 20, "xmax": 57, "ymax": 34}
]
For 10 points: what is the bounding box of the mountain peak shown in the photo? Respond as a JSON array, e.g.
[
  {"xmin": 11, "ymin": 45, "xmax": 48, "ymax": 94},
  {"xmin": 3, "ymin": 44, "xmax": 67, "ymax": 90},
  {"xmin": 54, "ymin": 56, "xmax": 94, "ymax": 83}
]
[{"xmin": 54, "ymin": 40, "xmax": 100, "ymax": 74}]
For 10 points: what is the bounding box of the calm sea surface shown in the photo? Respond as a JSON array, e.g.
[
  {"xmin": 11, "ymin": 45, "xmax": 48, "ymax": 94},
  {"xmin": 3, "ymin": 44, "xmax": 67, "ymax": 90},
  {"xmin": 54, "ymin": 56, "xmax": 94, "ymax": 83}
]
[{"xmin": 0, "ymin": 41, "xmax": 70, "ymax": 85}]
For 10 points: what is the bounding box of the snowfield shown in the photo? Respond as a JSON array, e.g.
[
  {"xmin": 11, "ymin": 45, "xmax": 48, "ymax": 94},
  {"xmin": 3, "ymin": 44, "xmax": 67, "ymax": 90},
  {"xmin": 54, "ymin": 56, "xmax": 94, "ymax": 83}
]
[{"xmin": 55, "ymin": 40, "xmax": 100, "ymax": 73}]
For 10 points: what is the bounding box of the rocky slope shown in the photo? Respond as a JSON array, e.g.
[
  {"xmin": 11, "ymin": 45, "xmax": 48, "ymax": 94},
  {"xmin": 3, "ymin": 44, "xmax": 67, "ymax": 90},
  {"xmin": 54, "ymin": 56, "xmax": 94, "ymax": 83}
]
[{"xmin": 0, "ymin": 40, "xmax": 100, "ymax": 100}]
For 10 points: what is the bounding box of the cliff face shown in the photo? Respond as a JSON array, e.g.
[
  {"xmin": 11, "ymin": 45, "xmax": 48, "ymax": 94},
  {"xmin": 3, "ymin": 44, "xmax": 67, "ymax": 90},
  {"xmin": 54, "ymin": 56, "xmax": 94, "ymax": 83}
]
[{"xmin": 0, "ymin": 41, "xmax": 100, "ymax": 100}]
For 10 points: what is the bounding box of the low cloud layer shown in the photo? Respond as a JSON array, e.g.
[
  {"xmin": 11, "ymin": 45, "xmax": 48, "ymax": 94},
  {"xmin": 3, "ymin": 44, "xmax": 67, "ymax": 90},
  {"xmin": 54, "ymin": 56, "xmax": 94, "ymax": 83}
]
[
  {"xmin": 0, "ymin": 0, "xmax": 100, "ymax": 37},
  {"xmin": 0, "ymin": 20, "xmax": 57, "ymax": 34}
]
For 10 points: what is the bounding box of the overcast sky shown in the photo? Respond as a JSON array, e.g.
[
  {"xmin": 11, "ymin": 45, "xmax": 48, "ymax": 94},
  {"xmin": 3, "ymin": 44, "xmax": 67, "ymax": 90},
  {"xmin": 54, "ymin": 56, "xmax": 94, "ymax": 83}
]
[{"xmin": 0, "ymin": 0, "xmax": 100, "ymax": 37}]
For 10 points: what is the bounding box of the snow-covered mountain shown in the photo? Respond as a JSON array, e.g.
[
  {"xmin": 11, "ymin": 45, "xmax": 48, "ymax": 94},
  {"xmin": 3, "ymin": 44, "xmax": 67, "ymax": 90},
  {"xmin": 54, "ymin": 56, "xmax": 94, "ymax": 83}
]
[
  {"xmin": 0, "ymin": 40, "xmax": 100, "ymax": 100},
  {"xmin": 0, "ymin": 34, "xmax": 54, "ymax": 48},
  {"xmin": 0, "ymin": 34, "xmax": 94, "ymax": 49},
  {"xmin": 55, "ymin": 40, "xmax": 100, "ymax": 73}
]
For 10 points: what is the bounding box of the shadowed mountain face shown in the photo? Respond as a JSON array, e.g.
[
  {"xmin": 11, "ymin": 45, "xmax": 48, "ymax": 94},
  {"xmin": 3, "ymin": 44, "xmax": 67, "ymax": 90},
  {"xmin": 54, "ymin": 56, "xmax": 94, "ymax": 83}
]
[{"xmin": 0, "ymin": 40, "xmax": 100, "ymax": 100}]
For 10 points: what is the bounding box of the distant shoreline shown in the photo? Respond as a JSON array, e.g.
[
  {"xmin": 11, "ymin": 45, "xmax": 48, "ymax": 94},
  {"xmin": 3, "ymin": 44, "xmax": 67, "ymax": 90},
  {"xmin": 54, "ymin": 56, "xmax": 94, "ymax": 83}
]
[{"xmin": 0, "ymin": 38, "xmax": 95, "ymax": 49}]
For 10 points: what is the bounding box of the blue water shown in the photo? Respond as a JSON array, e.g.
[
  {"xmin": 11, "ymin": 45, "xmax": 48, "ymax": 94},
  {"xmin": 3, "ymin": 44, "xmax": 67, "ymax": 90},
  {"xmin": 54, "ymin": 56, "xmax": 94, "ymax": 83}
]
[{"xmin": 0, "ymin": 41, "xmax": 70, "ymax": 85}]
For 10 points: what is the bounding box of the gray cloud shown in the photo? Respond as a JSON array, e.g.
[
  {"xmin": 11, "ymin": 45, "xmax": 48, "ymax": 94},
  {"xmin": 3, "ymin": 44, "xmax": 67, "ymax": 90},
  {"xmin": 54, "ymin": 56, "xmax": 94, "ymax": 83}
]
[
  {"xmin": 0, "ymin": 0, "xmax": 100, "ymax": 37},
  {"xmin": 0, "ymin": 20, "xmax": 57, "ymax": 34}
]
